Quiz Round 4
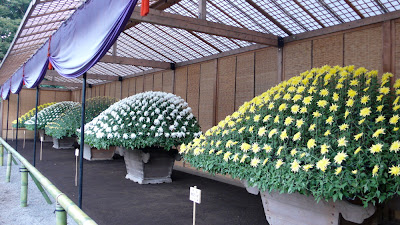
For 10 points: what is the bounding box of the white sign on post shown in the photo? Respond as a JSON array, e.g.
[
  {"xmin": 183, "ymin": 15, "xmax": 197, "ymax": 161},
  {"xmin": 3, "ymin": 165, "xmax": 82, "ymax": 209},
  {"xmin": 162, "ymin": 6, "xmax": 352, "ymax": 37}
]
[{"xmin": 190, "ymin": 186, "xmax": 201, "ymax": 204}]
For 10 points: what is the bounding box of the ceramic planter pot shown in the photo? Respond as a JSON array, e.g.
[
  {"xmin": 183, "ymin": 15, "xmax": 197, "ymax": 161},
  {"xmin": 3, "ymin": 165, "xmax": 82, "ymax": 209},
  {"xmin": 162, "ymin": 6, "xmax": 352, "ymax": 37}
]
[
  {"xmin": 123, "ymin": 147, "xmax": 179, "ymax": 184},
  {"xmin": 260, "ymin": 191, "xmax": 376, "ymax": 225},
  {"xmin": 38, "ymin": 129, "xmax": 53, "ymax": 143},
  {"xmin": 52, "ymin": 136, "xmax": 76, "ymax": 149},
  {"xmin": 83, "ymin": 144, "xmax": 116, "ymax": 161}
]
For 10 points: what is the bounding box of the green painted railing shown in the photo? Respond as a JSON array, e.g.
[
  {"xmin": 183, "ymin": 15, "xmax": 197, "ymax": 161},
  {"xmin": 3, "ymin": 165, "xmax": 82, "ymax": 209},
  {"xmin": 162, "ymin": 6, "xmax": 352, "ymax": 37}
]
[{"xmin": 0, "ymin": 138, "xmax": 97, "ymax": 225}]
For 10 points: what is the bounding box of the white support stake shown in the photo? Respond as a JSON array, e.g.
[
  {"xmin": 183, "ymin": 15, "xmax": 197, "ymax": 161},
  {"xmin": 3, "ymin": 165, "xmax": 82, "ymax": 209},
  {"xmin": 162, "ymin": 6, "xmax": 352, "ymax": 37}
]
[
  {"xmin": 190, "ymin": 186, "xmax": 201, "ymax": 225},
  {"xmin": 40, "ymin": 136, "xmax": 44, "ymax": 160},
  {"xmin": 12, "ymin": 127, "xmax": 13, "ymax": 141},
  {"xmin": 23, "ymin": 130, "xmax": 26, "ymax": 149},
  {"xmin": 75, "ymin": 148, "xmax": 79, "ymax": 186}
]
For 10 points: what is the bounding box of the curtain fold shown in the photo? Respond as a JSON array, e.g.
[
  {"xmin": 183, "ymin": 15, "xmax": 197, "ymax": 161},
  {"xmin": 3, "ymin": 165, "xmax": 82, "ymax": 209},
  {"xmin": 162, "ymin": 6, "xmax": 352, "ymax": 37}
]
[{"xmin": 2, "ymin": 0, "xmax": 138, "ymax": 97}]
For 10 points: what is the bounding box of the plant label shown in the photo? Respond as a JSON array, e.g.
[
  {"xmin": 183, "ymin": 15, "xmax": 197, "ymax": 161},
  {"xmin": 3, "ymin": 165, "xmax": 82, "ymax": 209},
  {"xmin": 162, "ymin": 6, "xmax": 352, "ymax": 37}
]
[
  {"xmin": 40, "ymin": 136, "xmax": 44, "ymax": 142},
  {"xmin": 190, "ymin": 186, "xmax": 201, "ymax": 204},
  {"xmin": 75, "ymin": 149, "xmax": 79, "ymax": 157}
]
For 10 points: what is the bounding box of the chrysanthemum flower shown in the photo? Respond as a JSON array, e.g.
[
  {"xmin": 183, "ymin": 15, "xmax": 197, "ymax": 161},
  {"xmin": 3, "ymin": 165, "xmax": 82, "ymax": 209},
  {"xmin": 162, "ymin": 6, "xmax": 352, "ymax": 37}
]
[
  {"xmin": 334, "ymin": 151, "xmax": 348, "ymax": 165},
  {"xmin": 290, "ymin": 159, "xmax": 301, "ymax": 173},
  {"xmin": 316, "ymin": 157, "xmax": 330, "ymax": 172},
  {"xmin": 370, "ymin": 143, "xmax": 383, "ymax": 154}
]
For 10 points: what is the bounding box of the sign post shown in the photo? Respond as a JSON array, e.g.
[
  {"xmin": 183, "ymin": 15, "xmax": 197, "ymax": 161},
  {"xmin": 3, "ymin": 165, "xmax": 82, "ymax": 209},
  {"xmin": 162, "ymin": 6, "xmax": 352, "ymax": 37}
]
[
  {"xmin": 190, "ymin": 186, "xmax": 201, "ymax": 225},
  {"xmin": 75, "ymin": 148, "xmax": 79, "ymax": 186},
  {"xmin": 40, "ymin": 136, "xmax": 43, "ymax": 160}
]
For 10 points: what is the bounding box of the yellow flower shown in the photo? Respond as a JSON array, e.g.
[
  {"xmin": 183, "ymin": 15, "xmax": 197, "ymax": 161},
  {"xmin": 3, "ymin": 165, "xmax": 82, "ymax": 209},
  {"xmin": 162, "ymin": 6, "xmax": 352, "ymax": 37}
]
[
  {"xmin": 320, "ymin": 88, "xmax": 329, "ymax": 97},
  {"xmin": 268, "ymin": 102, "xmax": 274, "ymax": 110},
  {"xmin": 290, "ymin": 159, "xmax": 301, "ymax": 173},
  {"xmin": 258, "ymin": 127, "xmax": 267, "ymax": 136},
  {"xmin": 226, "ymin": 140, "xmax": 237, "ymax": 148},
  {"xmin": 354, "ymin": 147, "xmax": 362, "ymax": 154},
  {"xmin": 337, "ymin": 137, "xmax": 347, "ymax": 147},
  {"xmin": 284, "ymin": 117, "xmax": 294, "ymax": 126},
  {"xmin": 309, "ymin": 124, "xmax": 316, "ymax": 131},
  {"xmin": 303, "ymin": 164, "xmax": 313, "ymax": 172},
  {"xmin": 308, "ymin": 86, "xmax": 316, "ymax": 94},
  {"xmin": 307, "ymin": 138, "xmax": 316, "ymax": 149},
  {"xmin": 223, "ymin": 151, "xmax": 232, "ymax": 161},
  {"xmin": 293, "ymin": 132, "xmax": 301, "ymax": 141},
  {"xmin": 377, "ymin": 95, "xmax": 384, "ymax": 102},
  {"xmin": 317, "ymin": 100, "xmax": 328, "ymax": 108},
  {"xmin": 358, "ymin": 118, "xmax": 366, "ymax": 125},
  {"xmin": 313, "ymin": 111, "xmax": 321, "ymax": 118},
  {"xmin": 263, "ymin": 115, "xmax": 271, "ymax": 122},
  {"xmin": 375, "ymin": 115, "xmax": 385, "ymax": 123},
  {"xmin": 275, "ymin": 159, "xmax": 284, "ymax": 169},
  {"xmin": 297, "ymin": 85, "xmax": 306, "ymax": 93},
  {"xmin": 361, "ymin": 95, "xmax": 369, "ymax": 104},
  {"xmin": 346, "ymin": 99, "xmax": 354, "ymax": 107},
  {"xmin": 253, "ymin": 114, "xmax": 261, "ymax": 122},
  {"xmin": 262, "ymin": 158, "xmax": 269, "ymax": 165},
  {"xmin": 292, "ymin": 94, "xmax": 302, "ymax": 102},
  {"xmin": 324, "ymin": 116, "xmax": 333, "ymax": 125},
  {"xmin": 350, "ymin": 79, "xmax": 359, "ymax": 86},
  {"xmin": 232, "ymin": 153, "xmax": 240, "ymax": 162},
  {"xmin": 394, "ymin": 127, "xmax": 399, "ymax": 131},
  {"xmin": 280, "ymin": 130, "xmax": 288, "ymax": 140},
  {"xmin": 283, "ymin": 93, "xmax": 291, "ymax": 100},
  {"xmin": 329, "ymin": 104, "xmax": 338, "ymax": 112},
  {"xmin": 290, "ymin": 148, "xmax": 297, "ymax": 156},
  {"xmin": 300, "ymin": 107, "xmax": 307, "ymax": 114},
  {"xmin": 370, "ymin": 143, "xmax": 383, "ymax": 154},
  {"xmin": 274, "ymin": 115, "xmax": 280, "ymax": 123},
  {"xmin": 316, "ymin": 157, "xmax": 330, "ymax": 172},
  {"xmin": 250, "ymin": 157, "xmax": 260, "ymax": 167},
  {"xmin": 320, "ymin": 144, "xmax": 330, "ymax": 154},
  {"xmin": 238, "ymin": 127, "xmax": 246, "ymax": 133},
  {"xmin": 379, "ymin": 87, "xmax": 390, "ymax": 95},
  {"xmin": 372, "ymin": 165, "xmax": 379, "ymax": 177},
  {"xmin": 276, "ymin": 146, "xmax": 283, "ymax": 156},
  {"xmin": 372, "ymin": 128, "xmax": 385, "ymax": 138},
  {"xmin": 252, "ymin": 143, "xmax": 260, "ymax": 153},
  {"xmin": 278, "ymin": 103, "xmax": 287, "ymax": 111},
  {"xmin": 216, "ymin": 150, "xmax": 223, "ymax": 156},
  {"xmin": 303, "ymin": 96, "xmax": 313, "ymax": 105},
  {"xmin": 268, "ymin": 129, "xmax": 278, "ymax": 138},
  {"xmin": 240, "ymin": 154, "xmax": 248, "ymax": 163},
  {"xmin": 334, "ymin": 151, "xmax": 348, "ymax": 165},
  {"xmin": 354, "ymin": 133, "xmax": 363, "ymax": 141},
  {"xmin": 296, "ymin": 119, "xmax": 304, "ymax": 128},
  {"xmin": 332, "ymin": 92, "xmax": 339, "ymax": 101},
  {"xmin": 390, "ymin": 115, "xmax": 399, "ymax": 125},
  {"xmin": 389, "ymin": 165, "xmax": 400, "ymax": 176},
  {"xmin": 352, "ymin": 170, "xmax": 358, "ymax": 174},
  {"xmin": 263, "ymin": 144, "xmax": 272, "ymax": 153},
  {"xmin": 324, "ymin": 130, "xmax": 331, "ymax": 136},
  {"xmin": 390, "ymin": 141, "xmax": 400, "ymax": 153},
  {"xmin": 360, "ymin": 107, "xmax": 371, "ymax": 117},
  {"xmin": 336, "ymin": 83, "xmax": 343, "ymax": 89},
  {"xmin": 241, "ymin": 143, "xmax": 251, "ymax": 152},
  {"xmin": 287, "ymin": 86, "xmax": 296, "ymax": 93},
  {"xmin": 291, "ymin": 104, "xmax": 300, "ymax": 114},
  {"xmin": 335, "ymin": 167, "xmax": 342, "ymax": 175},
  {"xmin": 339, "ymin": 123, "xmax": 349, "ymax": 131},
  {"xmin": 344, "ymin": 110, "xmax": 350, "ymax": 119},
  {"xmin": 347, "ymin": 89, "xmax": 357, "ymax": 98},
  {"xmin": 249, "ymin": 126, "xmax": 254, "ymax": 133}
]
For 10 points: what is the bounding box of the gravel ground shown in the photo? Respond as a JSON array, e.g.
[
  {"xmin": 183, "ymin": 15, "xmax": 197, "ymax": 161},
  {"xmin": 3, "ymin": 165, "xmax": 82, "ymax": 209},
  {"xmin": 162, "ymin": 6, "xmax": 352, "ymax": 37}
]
[{"xmin": 0, "ymin": 152, "xmax": 77, "ymax": 225}]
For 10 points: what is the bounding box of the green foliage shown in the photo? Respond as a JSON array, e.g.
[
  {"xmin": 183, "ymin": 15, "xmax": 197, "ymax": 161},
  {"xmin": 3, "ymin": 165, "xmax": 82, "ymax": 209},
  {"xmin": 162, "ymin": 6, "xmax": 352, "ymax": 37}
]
[
  {"xmin": 181, "ymin": 65, "xmax": 400, "ymax": 206},
  {"xmin": 25, "ymin": 101, "xmax": 80, "ymax": 130},
  {"xmin": 12, "ymin": 102, "xmax": 55, "ymax": 128},
  {"xmin": 45, "ymin": 97, "xmax": 118, "ymax": 139},
  {"xmin": 83, "ymin": 91, "xmax": 201, "ymax": 151}
]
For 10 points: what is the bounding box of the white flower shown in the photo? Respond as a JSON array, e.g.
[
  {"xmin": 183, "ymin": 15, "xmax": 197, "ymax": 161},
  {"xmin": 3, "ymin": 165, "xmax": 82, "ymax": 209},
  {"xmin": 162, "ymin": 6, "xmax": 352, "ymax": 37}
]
[{"xmin": 130, "ymin": 133, "xmax": 136, "ymax": 139}]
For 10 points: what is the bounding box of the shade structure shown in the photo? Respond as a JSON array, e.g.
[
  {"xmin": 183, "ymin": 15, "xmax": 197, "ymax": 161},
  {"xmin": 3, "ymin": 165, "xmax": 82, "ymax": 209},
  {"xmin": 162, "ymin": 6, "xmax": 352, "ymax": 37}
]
[{"xmin": 1, "ymin": 0, "xmax": 138, "ymax": 99}]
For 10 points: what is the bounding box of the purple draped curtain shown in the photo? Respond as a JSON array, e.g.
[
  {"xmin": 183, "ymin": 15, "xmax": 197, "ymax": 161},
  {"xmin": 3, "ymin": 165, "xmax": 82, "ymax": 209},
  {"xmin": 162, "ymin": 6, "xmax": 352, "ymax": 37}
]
[{"xmin": 2, "ymin": 0, "xmax": 138, "ymax": 100}]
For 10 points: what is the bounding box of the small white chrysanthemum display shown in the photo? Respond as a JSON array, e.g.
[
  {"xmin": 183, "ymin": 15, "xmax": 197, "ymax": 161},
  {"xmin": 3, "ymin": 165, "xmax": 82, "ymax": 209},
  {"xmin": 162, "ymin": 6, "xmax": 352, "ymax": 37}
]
[
  {"xmin": 83, "ymin": 91, "xmax": 201, "ymax": 150},
  {"xmin": 25, "ymin": 101, "xmax": 80, "ymax": 130},
  {"xmin": 181, "ymin": 65, "xmax": 400, "ymax": 206}
]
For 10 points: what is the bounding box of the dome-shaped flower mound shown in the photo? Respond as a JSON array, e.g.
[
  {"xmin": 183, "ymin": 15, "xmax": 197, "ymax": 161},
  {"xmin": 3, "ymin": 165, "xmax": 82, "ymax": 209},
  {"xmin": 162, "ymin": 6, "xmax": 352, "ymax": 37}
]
[
  {"xmin": 12, "ymin": 102, "xmax": 56, "ymax": 128},
  {"xmin": 84, "ymin": 91, "xmax": 201, "ymax": 150},
  {"xmin": 25, "ymin": 101, "xmax": 80, "ymax": 130},
  {"xmin": 181, "ymin": 65, "xmax": 400, "ymax": 205},
  {"xmin": 45, "ymin": 97, "xmax": 118, "ymax": 139}
]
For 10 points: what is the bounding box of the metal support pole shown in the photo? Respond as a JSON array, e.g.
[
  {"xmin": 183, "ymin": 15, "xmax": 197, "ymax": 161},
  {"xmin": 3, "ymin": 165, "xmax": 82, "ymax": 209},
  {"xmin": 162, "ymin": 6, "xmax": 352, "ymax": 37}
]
[
  {"xmin": 0, "ymin": 144, "xmax": 3, "ymax": 166},
  {"xmin": 33, "ymin": 87, "xmax": 39, "ymax": 167},
  {"xmin": 15, "ymin": 93, "xmax": 20, "ymax": 151},
  {"xmin": 6, "ymin": 151, "xmax": 12, "ymax": 182},
  {"xmin": 78, "ymin": 73, "xmax": 87, "ymax": 209},
  {"xmin": 56, "ymin": 202, "xmax": 67, "ymax": 225},
  {"xmin": 6, "ymin": 99, "xmax": 9, "ymax": 142},
  {"xmin": 20, "ymin": 165, "xmax": 28, "ymax": 207}
]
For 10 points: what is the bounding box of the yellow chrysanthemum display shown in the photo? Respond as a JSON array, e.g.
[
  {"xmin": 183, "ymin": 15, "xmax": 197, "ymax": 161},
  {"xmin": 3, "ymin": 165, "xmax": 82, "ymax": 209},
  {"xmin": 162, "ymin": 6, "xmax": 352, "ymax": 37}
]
[
  {"xmin": 182, "ymin": 65, "xmax": 400, "ymax": 205},
  {"xmin": 12, "ymin": 102, "xmax": 56, "ymax": 128}
]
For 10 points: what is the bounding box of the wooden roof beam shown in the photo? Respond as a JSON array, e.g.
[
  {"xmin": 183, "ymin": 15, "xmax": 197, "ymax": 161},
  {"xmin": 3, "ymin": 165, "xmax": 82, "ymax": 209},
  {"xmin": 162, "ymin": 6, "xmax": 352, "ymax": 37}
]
[
  {"xmin": 46, "ymin": 70, "xmax": 120, "ymax": 81},
  {"xmin": 100, "ymin": 55, "xmax": 172, "ymax": 69},
  {"xmin": 41, "ymin": 80, "xmax": 81, "ymax": 88},
  {"xmin": 343, "ymin": 0, "xmax": 364, "ymax": 19},
  {"xmin": 318, "ymin": 0, "xmax": 345, "ymax": 24},
  {"xmin": 130, "ymin": 7, "xmax": 278, "ymax": 46},
  {"xmin": 293, "ymin": 0, "xmax": 326, "ymax": 28}
]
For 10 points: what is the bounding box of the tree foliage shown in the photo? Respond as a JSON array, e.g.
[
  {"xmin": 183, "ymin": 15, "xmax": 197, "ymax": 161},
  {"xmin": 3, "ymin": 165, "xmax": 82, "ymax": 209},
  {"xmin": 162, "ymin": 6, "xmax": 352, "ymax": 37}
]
[{"xmin": 0, "ymin": 0, "xmax": 30, "ymax": 62}]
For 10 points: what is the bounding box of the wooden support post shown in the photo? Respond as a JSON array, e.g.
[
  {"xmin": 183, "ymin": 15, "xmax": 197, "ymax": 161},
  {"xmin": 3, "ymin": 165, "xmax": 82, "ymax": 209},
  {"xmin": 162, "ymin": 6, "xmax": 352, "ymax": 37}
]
[
  {"xmin": 278, "ymin": 47, "xmax": 283, "ymax": 82},
  {"xmin": 56, "ymin": 202, "xmax": 67, "ymax": 225},
  {"xmin": 6, "ymin": 151, "xmax": 12, "ymax": 182},
  {"xmin": 198, "ymin": 0, "xmax": 206, "ymax": 19},
  {"xmin": 20, "ymin": 166, "xmax": 28, "ymax": 207},
  {"xmin": 29, "ymin": 173, "xmax": 52, "ymax": 204},
  {"xmin": 0, "ymin": 145, "xmax": 3, "ymax": 166}
]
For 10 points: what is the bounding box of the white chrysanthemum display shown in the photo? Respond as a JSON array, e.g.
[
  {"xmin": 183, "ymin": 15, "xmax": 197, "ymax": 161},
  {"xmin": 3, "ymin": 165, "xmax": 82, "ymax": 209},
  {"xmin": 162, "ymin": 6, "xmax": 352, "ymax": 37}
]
[
  {"xmin": 25, "ymin": 101, "xmax": 80, "ymax": 130},
  {"xmin": 83, "ymin": 91, "xmax": 201, "ymax": 150}
]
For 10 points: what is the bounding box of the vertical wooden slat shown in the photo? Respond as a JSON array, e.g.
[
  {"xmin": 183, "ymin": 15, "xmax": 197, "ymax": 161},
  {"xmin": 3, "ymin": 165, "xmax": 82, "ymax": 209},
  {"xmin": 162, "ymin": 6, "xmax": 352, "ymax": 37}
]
[
  {"xmin": 110, "ymin": 82, "xmax": 116, "ymax": 98},
  {"xmin": 116, "ymin": 80, "xmax": 122, "ymax": 99},
  {"xmin": 255, "ymin": 48, "xmax": 279, "ymax": 96},
  {"xmin": 283, "ymin": 41, "xmax": 312, "ymax": 80},
  {"xmin": 199, "ymin": 60, "xmax": 217, "ymax": 132},
  {"xmin": 121, "ymin": 79, "xmax": 130, "ymax": 98},
  {"xmin": 153, "ymin": 72, "xmax": 163, "ymax": 91},
  {"xmin": 187, "ymin": 64, "xmax": 201, "ymax": 119},
  {"xmin": 162, "ymin": 71, "xmax": 174, "ymax": 93},
  {"xmin": 105, "ymin": 83, "xmax": 111, "ymax": 97},
  {"xmin": 217, "ymin": 56, "xmax": 236, "ymax": 123},
  {"xmin": 174, "ymin": 67, "xmax": 188, "ymax": 101},
  {"xmin": 99, "ymin": 85, "xmax": 105, "ymax": 96},
  {"xmin": 136, "ymin": 76, "xmax": 144, "ymax": 93},
  {"xmin": 144, "ymin": 74, "xmax": 154, "ymax": 92},
  {"xmin": 235, "ymin": 52, "xmax": 255, "ymax": 110},
  {"xmin": 312, "ymin": 34, "xmax": 344, "ymax": 68},
  {"xmin": 382, "ymin": 21, "xmax": 393, "ymax": 74},
  {"xmin": 129, "ymin": 78, "xmax": 136, "ymax": 96}
]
